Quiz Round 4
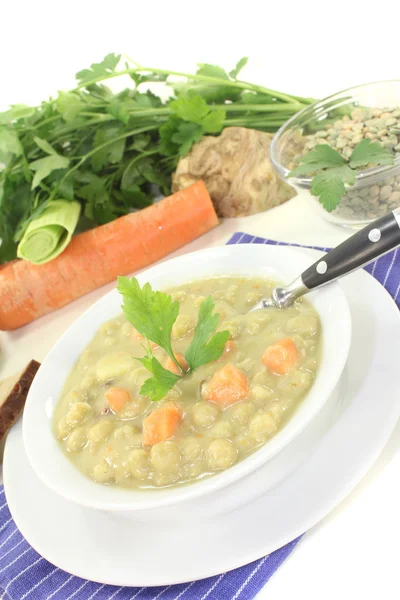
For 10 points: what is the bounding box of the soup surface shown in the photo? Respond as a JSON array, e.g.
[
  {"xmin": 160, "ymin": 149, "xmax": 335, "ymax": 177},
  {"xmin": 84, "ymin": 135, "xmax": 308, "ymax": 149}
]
[{"xmin": 54, "ymin": 276, "xmax": 320, "ymax": 489}]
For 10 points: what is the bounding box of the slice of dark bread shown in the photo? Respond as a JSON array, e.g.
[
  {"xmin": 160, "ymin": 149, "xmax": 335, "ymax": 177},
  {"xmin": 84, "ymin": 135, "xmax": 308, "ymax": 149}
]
[{"xmin": 0, "ymin": 360, "xmax": 41, "ymax": 441}]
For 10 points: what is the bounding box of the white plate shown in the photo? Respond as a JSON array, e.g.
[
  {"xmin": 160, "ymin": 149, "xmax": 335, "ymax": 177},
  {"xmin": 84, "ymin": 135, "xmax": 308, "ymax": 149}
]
[{"xmin": 4, "ymin": 265, "xmax": 400, "ymax": 587}]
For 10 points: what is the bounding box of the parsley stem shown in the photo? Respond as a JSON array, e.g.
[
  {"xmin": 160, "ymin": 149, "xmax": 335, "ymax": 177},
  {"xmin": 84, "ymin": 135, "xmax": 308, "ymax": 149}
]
[{"xmin": 76, "ymin": 66, "xmax": 308, "ymax": 107}]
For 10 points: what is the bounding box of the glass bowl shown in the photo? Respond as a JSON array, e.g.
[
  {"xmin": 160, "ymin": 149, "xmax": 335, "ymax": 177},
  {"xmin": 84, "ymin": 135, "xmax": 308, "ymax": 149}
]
[{"xmin": 270, "ymin": 81, "xmax": 400, "ymax": 228}]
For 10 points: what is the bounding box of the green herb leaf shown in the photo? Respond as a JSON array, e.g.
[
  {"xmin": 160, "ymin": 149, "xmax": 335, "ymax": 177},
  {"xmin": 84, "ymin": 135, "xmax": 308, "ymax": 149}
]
[
  {"xmin": 117, "ymin": 276, "xmax": 180, "ymax": 369},
  {"xmin": 29, "ymin": 154, "xmax": 70, "ymax": 190},
  {"xmin": 56, "ymin": 92, "xmax": 85, "ymax": 122},
  {"xmin": 0, "ymin": 127, "xmax": 22, "ymax": 157},
  {"xmin": 185, "ymin": 296, "xmax": 230, "ymax": 371},
  {"xmin": 159, "ymin": 116, "xmax": 182, "ymax": 156},
  {"xmin": 170, "ymin": 95, "xmax": 209, "ymax": 123},
  {"xmin": 76, "ymin": 53, "xmax": 121, "ymax": 85},
  {"xmin": 229, "ymin": 57, "xmax": 249, "ymax": 79},
  {"xmin": 310, "ymin": 165, "xmax": 355, "ymax": 212},
  {"xmin": 91, "ymin": 125, "xmax": 126, "ymax": 171},
  {"xmin": 121, "ymin": 185, "xmax": 151, "ymax": 209},
  {"xmin": 33, "ymin": 136, "xmax": 57, "ymax": 155},
  {"xmin": 171, "ymin": 122, "xmax": 204, "ymax": 156},
  {"xmin": 75, "ymin": 173, "xmax": 114, "ymax": 223},
  {"xmin": 138, "ymin": 354, "xmax": 181, "ymax": 402},
  {"xmin": 0, "ymin": 105, "xmax": 35, "ymax": 125},
  {"xmin": 201, "ymin": 109, "xmax": 225, "ymax": 133},
  {"xmin": 349, "ymin": 138, "xmax": 394, "ymax": 169},
  {"xmin": 196, "ymin": 63, "xmax": 229, "ymax": 80},
  {"xmin": 288, "ymin": 145, "xmax": 345, "ymax": 177}
]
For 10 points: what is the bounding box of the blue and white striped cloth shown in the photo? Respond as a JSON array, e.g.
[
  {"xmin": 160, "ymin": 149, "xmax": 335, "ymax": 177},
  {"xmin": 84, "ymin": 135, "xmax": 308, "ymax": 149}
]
[
  {"xmin": 227, "ymin": 232, "xmax": 400, "ymax": 306},
  {"xmin": 0, "ymin": 232, "xmax": 398, "ymax": 600}
]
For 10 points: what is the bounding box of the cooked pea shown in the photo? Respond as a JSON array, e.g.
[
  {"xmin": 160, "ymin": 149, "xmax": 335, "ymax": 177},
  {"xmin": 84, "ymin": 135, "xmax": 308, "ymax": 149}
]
[
  {"xmin": 93, "ymin": 459, "xmax": 114, "ymax": 483},
  {"xmin": 129, "ymin": 367, "xmax": 150, "ymax": 386},
  {"xmin": 114, "ymin": 460, "xmax": 132, "ymax": 485},
  {"xmin": 179, "ymin": 437, "xmax": 203, "ymax": 463},
  {"xmin": 57, "ymin": 416, "xmax": 73, "ymax": 439},
  {"xmin": 172, "ymin": 314, "xmax": 194, "ymax": 339},
  {"xmin": 129, "ymin": 449, "xmax": 149, "ymax": 480},
  {"xmin": 235, "ymin": 432, "xmax": 257, "ymax": 454},
  {"xmin": 207, "ymin": 438, "xmax": 237, "ymax": 470},
  {"xmin": 113, "ymin": 424, "xmax": 139, "ymax": 439},
  {"xmin": 208, "ymin": 421, "xmax": 234, "ymax": 439},
  {"xmin": 219, "ymin": 319, "xmax": 241, "ymax": 339},
  {"xmin": 96, "ymin": 352, "xmax": 135, "ymax": 381},
  {"xmin": 87, "ymin": 421, "xmax": 114, "ymax": 444},
  {"xmin": 121, "ymin": 322, "xmax": 133, "ymax": 337},
  {"xmin": 66, "ymin": 402, "xmax": 91, "ymax": 426},
  {"xmin": 66, "ymin": 428, "xmax": 87, "ymax": 452},
  {"xmin": 249, "ymin": 411, "xmax": 278, "ymax": 441},
  {"xmin": 150, "ymin": 441, "xmax": 180, "ymax": 474},
  {"xmin": 228, "ymin": 401, "xmax": 256, "ymax": 430},
  {"xmin": 119, "ymin": 396, "xmax": 150, "ymax": 419},
  {"xmin": 191, "ymin": 402, "xmax": 219, "ymax": 428},
  {"xmin": 193, "ymin": 295, "xmax": 206, "ymax": 308},
  {"xmin": 277, "ymin": 369, "xmax": 313, "ymax": 396},
  {"xmin": 251, "ymin": 384, "xmax": 274, "ymax": 403}
]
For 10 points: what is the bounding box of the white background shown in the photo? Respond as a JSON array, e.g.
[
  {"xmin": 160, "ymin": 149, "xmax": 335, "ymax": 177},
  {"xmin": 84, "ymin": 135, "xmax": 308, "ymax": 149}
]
[{"xmin": 1, "ymin": 1, "xmax": 399, "ymax": 598}]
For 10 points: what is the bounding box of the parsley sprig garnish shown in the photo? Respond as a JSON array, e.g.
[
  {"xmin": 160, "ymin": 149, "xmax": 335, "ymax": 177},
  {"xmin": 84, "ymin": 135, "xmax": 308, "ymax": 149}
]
[
  {"xmin": 117, "ymin": 277, "xmax": 230, "ymax": 401},
  {"xmin": 289, "ymin": 139, "xmax": 394, "ymax": 212}
]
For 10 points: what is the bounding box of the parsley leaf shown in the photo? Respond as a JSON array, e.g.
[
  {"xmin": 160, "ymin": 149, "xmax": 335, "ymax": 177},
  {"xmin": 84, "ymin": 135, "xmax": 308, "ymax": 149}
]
[
  {"xmin": 196, "ymin": 63, "xmax": 229, "ymax": 80},
  {"xmin": 201, "ymin": 109, "xmax": 226, "ymax": 133},
  {"xmin": 30, "ymin": 154, "xmax": 70, "ymax": 190},
  {"xmin": 170, "ymin": 95, "xmax": 209, "ymax": 123},
  {"xmin": 0, "ymin": 105, "xmax": 35, "ymax": 125},
  {"xmin": 0, "ymin": 127, "xmax": 22, "ymax": 157},
  {"xmin": 56, "ymin": 92, "xmax": 85, "ymax": 122},
  {"xmin": 310, "ymin": 165, "xmax": 355, "ymax": 212},
  {"xmin": 33, "ymin": 136, "xmax": 58, "ymax": 155},
  {"xmin": 117, "ymin": 276, "xmax": 181, "ymax": 370},
  {"xmin": 349, "ymin": 139, "xmax": 394, "ymax": 169},
  {"xmin": 185, "ymin": 296, "xmax": 230, "ymax": 371},
  {"xmin": 171, "ymin": 122, "xmax": 204, "ymax": 156},
  {"xmin": 138, "ymin": 354, "xmax": 180, "ymax": 402},
  {"xmin": 76, "ymin": 53, "xmax": 121, "ymax": 85},
  {"xmin": 289, "ymin": 144, "xmax": 345, "ymax": 177},
  {"xmin": 229, "ymin": 57, "xmax": 249, "ymax": 79},
  {"xmin": 291, "ymin": 138, "xmax": 395, "ymax": 213},
  {"xmin": 168, "ymin": 94, "xmax": 225, "ymax": 153}
]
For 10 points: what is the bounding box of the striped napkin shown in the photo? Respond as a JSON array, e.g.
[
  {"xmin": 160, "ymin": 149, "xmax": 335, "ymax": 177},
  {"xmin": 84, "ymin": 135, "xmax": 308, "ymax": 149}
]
[{"xmin": 0, "ymin": 232, "xmax": 398, "ymax": 600}]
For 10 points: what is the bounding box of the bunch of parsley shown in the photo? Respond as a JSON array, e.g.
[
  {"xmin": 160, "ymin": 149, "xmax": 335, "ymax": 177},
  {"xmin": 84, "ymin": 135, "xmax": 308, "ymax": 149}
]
[{"xmin": 0, "ymin": 53, "xmax": 314, "ymax": 263}]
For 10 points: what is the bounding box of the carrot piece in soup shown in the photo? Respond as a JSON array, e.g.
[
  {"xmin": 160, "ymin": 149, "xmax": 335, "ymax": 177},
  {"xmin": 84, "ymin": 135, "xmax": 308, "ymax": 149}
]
[
  {"xmin": 164, "ymin": 353, "xmax": 189, "ymax": 375},
  {"xmin": 262, "ymin": 338, "xmax": 298, "ymax": 375},
  {"xmin": 222, "ymin": 340, "xmax": 236, "ymax": 357},
  {"xmin": 203, "ymin": 362, "xmax": 249, "ymax": 407},
  {"xmin": 105, "ymin": 387, "xmax": 132, "ymax": 412},
  {"xmin": 142, "ymin": 402, "xmax": 182, "ymax": 446}
]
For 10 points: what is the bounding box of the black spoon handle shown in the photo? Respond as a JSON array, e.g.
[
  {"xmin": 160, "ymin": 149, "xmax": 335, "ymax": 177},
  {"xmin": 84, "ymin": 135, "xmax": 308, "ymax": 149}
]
[{"xmin": 301, "ymin": 208, "xmax": 400, "ymax": 290}]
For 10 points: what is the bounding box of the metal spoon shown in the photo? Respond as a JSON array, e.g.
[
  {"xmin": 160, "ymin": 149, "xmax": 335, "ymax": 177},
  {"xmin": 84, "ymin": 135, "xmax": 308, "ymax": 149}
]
[{"xmin": 251, "ymin": 207, "xmax": 400, "ymax": 310}]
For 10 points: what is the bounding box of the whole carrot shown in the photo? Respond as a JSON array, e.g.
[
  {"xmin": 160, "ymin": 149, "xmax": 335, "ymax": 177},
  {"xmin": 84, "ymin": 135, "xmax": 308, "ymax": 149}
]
[{"xmin": 0, "ymin": 181, "xmax": 218, "ymax": 330}]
